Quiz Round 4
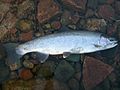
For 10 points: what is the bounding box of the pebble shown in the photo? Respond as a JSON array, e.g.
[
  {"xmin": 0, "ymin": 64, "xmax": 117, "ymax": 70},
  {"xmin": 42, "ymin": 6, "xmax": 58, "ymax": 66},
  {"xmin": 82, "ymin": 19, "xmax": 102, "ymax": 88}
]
[
  {"xmin": 67, "ymin": 24, "xmax": 77, "ymax": 30},
  {"xmin": 68, "ymin": 78, "xmax": 79, "ymax": 90},
  {"xmin": 98, "ymin": 5, "xmax": 115, "ymax": 20},
  {"xmin": 23, "ymin": 59, "xmax": 34, "ymax": 69},
  {"xmin": 54, "ymin": 60, "xmax": 75, "ymax": 82},
  {"xmin": 16, "ymin": 19, "xmax": 33, "ymax": 32},
  {"xmin": 19, "ymin": 68, "xmax": 33, "ymax": 80},
  {"xmin": 51, "ymin": 21, "xmax": 61, "ymax": 30},
  {"xmin": 19, "ymin": 31, "xmax": 33, "ymax": 42},
  {"xmin": 85, "ymin": 9, "xmax": 95, "ymax": 17},
  {"xmin": 9, "ymin": 71, "xmax": 18, "ymax": 79}
]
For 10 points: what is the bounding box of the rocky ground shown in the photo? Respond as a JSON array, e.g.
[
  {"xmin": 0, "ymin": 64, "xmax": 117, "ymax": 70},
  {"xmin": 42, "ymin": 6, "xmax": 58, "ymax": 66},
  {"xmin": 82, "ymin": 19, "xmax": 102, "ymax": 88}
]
[{"xmin": 0, "ymin": 0, "xmax": 120, "ymax": 90}]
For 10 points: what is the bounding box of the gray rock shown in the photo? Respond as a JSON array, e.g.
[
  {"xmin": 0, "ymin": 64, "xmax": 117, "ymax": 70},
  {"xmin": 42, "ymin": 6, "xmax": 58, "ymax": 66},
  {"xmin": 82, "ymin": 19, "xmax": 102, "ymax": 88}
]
[
  {"xmin": 68, "ymin": 78, "xmax": 79, "ymax": 90},
  {"xmin": 0, "ymin": 44, "xmax": 6, "ymax": 60},
  {"xmin": 65, "ymin": 54, "xmax": 80, "ymax": 62},
  {"xmin": 54, "ymin": 60, "xmax": 75, "ymax": 82}
]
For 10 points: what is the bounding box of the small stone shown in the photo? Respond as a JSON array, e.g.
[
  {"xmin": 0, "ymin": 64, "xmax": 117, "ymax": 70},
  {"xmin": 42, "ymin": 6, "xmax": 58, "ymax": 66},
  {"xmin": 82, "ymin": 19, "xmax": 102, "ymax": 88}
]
[
  {"xmin": 87, "ymin": 0, "xmax": 98, "ymax": 10},
  {"xmin": 65, "ymin": 54, "xmax": 80, "ymax": 62},
  {"xmin": 68, "ymin": 78, "xmax": 79, "ymax": 90},
  {"xmin": 107, "ymin": 24, "xmax": 117, "ymax": 36},
  {"xmin": 67, "ymin": 24, "xmax": 77, "ymax": 30},
  {"xmin": 23, "ymin": 59, "xmax": 34, "ymax": 69},
  {"xmin": 9, "ymin": 71, "xmax": 18, "ymax": 79},
  {"xmin": 51, "ymin": 21, "xmax": 61, "ymax": 30},
  {"xmin": 37, "ymin": 0, "xmax": 61, "ymax": 23},
  {"xmin": 0, "ymin": 44, "xmax": 6, "ymax": 60},
  {"xmin": 19, "ymin": 68, "xmax": 33, "ymax": 80},
  {"xmin": 36, "ymin": 61, "xmax": 56, "ymax": 79},
  {"xmin": 85, "ymin": 9, "xmax": 95, "ymax": 18},
  {"xmin": 54, "ymin": 60, "xmax": 75, "ymax": 82},
  {"xmin": 19, "ymin": 31, "xmax": 33, "ymax": 42},
  {"xmin": 9, "ymin": 62, "xmax": 21, "ymax": 71},
  {"xmin": 85, "ymin": 18, "xmax": 107, "ymax": 31},
  {"xmin": 42, "ymin": 23, "xmax": 52, "ymax": 30},
  {"xmin": 98, "ymin": 5, "xmax": 115, "ymax": 20},
  {"xmin": 16, "ymin": 19, "xmax": 33, "ymax": 32},
  {"xmin": 61, "ymin": 0, "xmax": 87, "ymax": 11}
]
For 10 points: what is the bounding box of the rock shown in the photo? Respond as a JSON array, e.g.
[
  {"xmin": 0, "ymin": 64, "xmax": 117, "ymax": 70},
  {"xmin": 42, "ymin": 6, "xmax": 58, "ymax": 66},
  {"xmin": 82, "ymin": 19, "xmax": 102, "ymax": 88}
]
[
  {"xmin": 0, "ymin": 0, "xmax": 14, "ymax": 3},
  {"xmin": 42, "ymin": 23, "xmax": 52, "ymax": 30},
  {"xmin": 85, "ymin": 9, "xmax": 95, "ymax": 18},
  {"xmin": 61, "ymin": 0, "xmax": 87, "ymax": 11},
  {"xmin": 87, "ymin": 0, "xmax": 98, "ymax": 10},
  {"xmin": 16, "ymin": 19, "xmax": 33, "ymax": 32},
  {"xmin": 85, "ymin": 18, "xmax": 107, "ymax": 31},
  {"xmin": 23, "ymin": 59, "xmax": 34, "ymax": 69},
  {"xmin": 0, "ymin": 60, "xmax": 10, "ymax": 83},
  {"xmin": 98, "ymin": 0, "xmax": 114, "ymax": 4},
  {"xmin": 68, "ymin": 78, "xmax": 79, "ymax": 90},
  {"xmin": 19, "ymin": 68, "xmax": 33, "ymax": 80},
  {"xmin": 51, "ymin": 21, "xmax": 61, "ymax": 30},
  {"xmin": 98, "ymin": 5, "xmax": 115, "ymax": 20},
  {"xmin": 74, "ymin": 72, "xmax": 81, "ymax": 81},
  {"xmin": 19, "ymin": 31, "xmax": 33, "ymax": 42},
  {"xmin": 9, "ymin": 71, "xmax": 18, "ymax": 79},
  {"xmin": 0, "ymin": 44, "xmax": 6, "ymax": 60},
  {"xmin": 83, "ymin": 56, "xmax": 113, "ymax": 90},
  {"xmin": 37, "ymin": 0, "xmax": 61, "ymax": 23},
  {"xmin": 67, "ymin": 24, "xmax": 76, "ymax": 30},
  {"xmin": 65, "ymin": 54, "xmax": 80, "ymax": 62},
  {"xmin": 107, "ymin": 24, "xmax": 117, "ymax": 36},
  {"xmin": 54, "ymin": 60, "xmax": 75, "ymax": 82},
  {"xmin": 115, "ymin": 1, "xmax": 120, "ymax": 14},
  {"xmin": 75, "ymin": 62, "xmax": 81, "ymax": 72},
  {"xmin": 36, "ymin": 61, "xmax": 56, "ymax": 79},
  {"xmin": 3, "ymin": 79, "xmax": 34, "ymax": 90}
]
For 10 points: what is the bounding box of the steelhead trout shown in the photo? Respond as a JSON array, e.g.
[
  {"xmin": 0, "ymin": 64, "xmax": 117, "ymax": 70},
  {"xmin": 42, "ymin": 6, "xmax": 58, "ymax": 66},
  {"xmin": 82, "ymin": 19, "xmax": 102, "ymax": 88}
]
[{"xmin": 16, "ymin": 31, "xmax": 117, "ymax": 63}]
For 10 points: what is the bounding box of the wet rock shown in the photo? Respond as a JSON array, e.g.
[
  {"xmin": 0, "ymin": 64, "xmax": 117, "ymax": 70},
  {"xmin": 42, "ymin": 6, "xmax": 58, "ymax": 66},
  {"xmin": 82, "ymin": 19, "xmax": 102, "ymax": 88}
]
[
  {"xmin": 42, "ymin": 23, "xmax": 52, "ymax": 30},
  {"xmin": 19, "ymin": 68, "xmax": 33, "ymax": 80},
  {"xmin": 67, "ymin": 24, "xmax": 76, "ymax": 30},
  {"xmin": 65, "ymin": 54, "xmax": 80, "ymax": 62},
  {"xmin": 75, "ymin": 62, "xmax": 81, "ymax": 72},
  {"xmin": 23, "ymin": 59, "xmax": 34, "ymax": 69},
  {"xmin": 16, "ymin": 19, "xmax": 33, "ymax": 32},
  {"xmin": 0, "ymin": 60, "xmax": 10, "ymax": 83},
  {"xmin": 74, "ymin": 72, "xmax": 81, "ymax": 81},
  {"xmin": 87, "ymin": 0, "xmax": 98, "ymax": 10},
  {"xmin": 83, "ymin": 56, "xmax": 113, "ymax": 90},
  {"xmin": 61, "ymin": 0, "xmax": 87, "ymax": 11},
  {"xmin": 37, "ymin": 0, "xmax": 61, "ymax": 23},
  {"xmin": 19, "ymin": 31, "xmax": 33, "ymax": 42},
  {"xmin": 0, "ymin": 44, "xmax": 6, "ymax": 60},
  {"xmin": 33, "ymin": 79, "xmax": 69, "ymax": 90},
  {"xmin": 9, "ymin": 71, "xmax": 18, "ymax": 79},
  {"xmin": 68, "ymin": 78, "xmax": 79, "ymax": 90},
  {"xmin": 3, "ymin": 79, "xmax": 34, "ymax": 90},
  {"xmin": 107, "ymin": 24, "xmax": 117, "ymax": 36},
  {"xmin": 98, "ymin": 0, "xmax": 114, "ymax": 4},
  {"xmin": 51, "ymin": 21, "xmax": 61, "ymax": 30},
  {"xmin": 36, "ymin": 61, "xmax": 56, "ymax": 79},
  {"xmin": 85, "ymin": 18, "xmax": 107, "ymax": 31},
  {"xmin": 85, "ymin": 9, "xmax": 95, "ymax": 18},
  {"xmin": 115, "ymin": 1, "xmax": 120, "ymax": 14},
  {"xmin": 54, "ymin": 60, "xmax": 75, "ymax": 82},
  {"xmin": 98, "ymin": 5, "xmax": 115, "ymax": 20}
]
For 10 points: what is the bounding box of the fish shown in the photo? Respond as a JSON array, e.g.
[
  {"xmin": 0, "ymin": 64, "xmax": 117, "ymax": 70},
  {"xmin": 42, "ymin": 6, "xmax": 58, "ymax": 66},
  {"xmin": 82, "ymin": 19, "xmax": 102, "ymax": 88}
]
[{"xmin": 15, "ymin": 31, "xmax": 117, "ymax": 63}]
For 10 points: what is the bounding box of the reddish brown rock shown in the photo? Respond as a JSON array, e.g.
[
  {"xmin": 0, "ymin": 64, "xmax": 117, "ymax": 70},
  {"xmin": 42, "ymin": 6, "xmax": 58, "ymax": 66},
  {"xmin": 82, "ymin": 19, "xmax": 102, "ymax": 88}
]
[
  {"xmin": 83, "ymin": 56, "xmax": 113, "ymax": 90},
  {"xmin": 61, "ymin": 0, "xmax": 87, "ymax": 11},
  {"xmin": 19, "ymin": 31, "xmax": 33, "ymax": 42},
  {"xmin": 19, "ymin": 68, "xmax": 33, "ymax": 80},
  {"xmin": 107, "ymin": 24, "xmax": 117, "ymax": 36},
  {"xmin": 51, "ymin": 21, "xmax": 61, "ymax": 30},
  {"xmin": 37, "ymin": 0, "xmax": 61, "ymax": 23},
  {"xmin": 98, "ymin": 5, "xmax": 115, "ymax": 20}
]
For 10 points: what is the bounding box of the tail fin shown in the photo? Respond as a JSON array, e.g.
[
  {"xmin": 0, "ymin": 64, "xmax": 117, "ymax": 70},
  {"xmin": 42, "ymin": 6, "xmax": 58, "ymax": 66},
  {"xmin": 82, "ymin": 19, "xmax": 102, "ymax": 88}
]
[{"xmin": 3, "ymin": 43, "xmax": 22, "ymax": 70}]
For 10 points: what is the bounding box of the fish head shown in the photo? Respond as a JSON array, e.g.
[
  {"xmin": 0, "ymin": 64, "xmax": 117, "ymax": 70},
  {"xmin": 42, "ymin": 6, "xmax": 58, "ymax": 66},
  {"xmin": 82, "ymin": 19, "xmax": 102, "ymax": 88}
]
[{"xmin": 98, "ymin": 34, "xmax": 118, "ymax": 49}]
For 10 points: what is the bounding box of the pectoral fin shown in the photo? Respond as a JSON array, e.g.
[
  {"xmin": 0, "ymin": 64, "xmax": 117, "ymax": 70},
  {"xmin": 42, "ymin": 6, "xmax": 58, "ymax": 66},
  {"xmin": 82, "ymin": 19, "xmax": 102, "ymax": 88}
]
[
  {"xmin": 31, "ymin": 52, "xmax": 49, "ymax": 63},
  {"xmin": 63, "ymin": 52, "xmax": 71, "ymax": 58}
]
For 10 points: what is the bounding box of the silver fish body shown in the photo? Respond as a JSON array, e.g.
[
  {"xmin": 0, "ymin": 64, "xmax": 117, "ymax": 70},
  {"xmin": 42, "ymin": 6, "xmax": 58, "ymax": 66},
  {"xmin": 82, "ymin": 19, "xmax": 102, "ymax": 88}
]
[{"xmin": 16, "ymin": 31, "xmax": 117, "ymax": 56}]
